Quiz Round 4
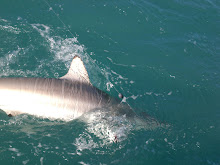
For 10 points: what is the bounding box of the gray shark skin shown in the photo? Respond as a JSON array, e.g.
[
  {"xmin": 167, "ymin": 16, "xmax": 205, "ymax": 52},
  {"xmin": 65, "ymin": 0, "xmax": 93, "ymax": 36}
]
[{"xmin": 0, "ymin": 55, "xmax": 120, "ymax": 121}]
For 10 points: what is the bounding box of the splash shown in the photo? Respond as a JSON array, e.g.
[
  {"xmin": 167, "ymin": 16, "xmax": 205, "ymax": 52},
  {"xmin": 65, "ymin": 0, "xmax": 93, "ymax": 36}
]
[
  {"xmin": 0, "ymin": 46, "xmax": 32, "ymax": 77},
  {"xmin": 73, "ymin": 105, "xmax": 165, "ymax": 152},
  {"xmin": 0, "ymin": 18, "xmax": 21, "ymax": 35},
  {"xmin": 72, "ymin": 108, "xmax": 134, "ymax": 152},
  {"xmin": 31, "ymin": 23, "xmax": 84, "ymax": 63}
]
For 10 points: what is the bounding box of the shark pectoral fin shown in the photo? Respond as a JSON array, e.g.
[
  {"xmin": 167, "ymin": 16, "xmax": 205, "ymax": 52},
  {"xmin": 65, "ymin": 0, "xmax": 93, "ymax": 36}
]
[{"xmin": 60, "ymin": 55, "xmax": 92, "ymax": 85}]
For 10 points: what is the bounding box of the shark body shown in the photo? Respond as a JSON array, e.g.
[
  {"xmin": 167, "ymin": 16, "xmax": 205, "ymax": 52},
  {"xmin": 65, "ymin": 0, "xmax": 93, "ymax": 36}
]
[{"xmin": 0, "ymin": 56, "xmax": 119, "ymax": 121}]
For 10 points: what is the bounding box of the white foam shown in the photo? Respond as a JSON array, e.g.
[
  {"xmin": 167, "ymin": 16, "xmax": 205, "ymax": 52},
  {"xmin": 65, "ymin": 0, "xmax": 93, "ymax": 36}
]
[
  {"xmin": 145, "ymin": 92, "xmax": 153, "ymax": 95},
  {"xmin": 170, "ymin": 75, "xmax": 176, "ymax": 78},
  {"xmin": 31, "ymin": 23, "xmax": 84, "ymax": 64},
  {"xmin": 79, "ymin": 161, "xmax": 90, "ymax": 165},
  {"xmin": 167, "ymin": 91, "xmax": 172, "ymax": 95},
  {"xmin": 31, "ymin": 24, "xmax": 50, "ymax": 37},
  {"xmin": 0, "ymin": 46, "xmax": 31, "ymax": 77},
  {"xmin": 146, "ymin": 138, "xmax": 154, "ymax": 145},
  {"xmin": 131, "ymin": 95, "xmax": 138, "ymax": 100},
  {"xmin": 8, "ymin": 147, "xmax": 23, "ymax": 157},
  {"xmin": 106, "ymin": 82, "xmax": 114, "ymax": 91},
  {"xmin": 0, "ymin": 25, "xmax": 21, "ymax": 34},
  {"xmin": 8, "ymin": 147, "xmax": 19, "ymax": 152},
  {"xmin": 40, "ymin": 157, "xmax": 44, "ymax": 165},
  {"xmin": 107, "ymin": 57, "xmax": 134, "ymax": 68},
  {"xmin": 17, "ymin": 17, "xmax": 22, "ymax": 21},
  {"xmin": 22, "ymin": 160, "xmax": 29, "ymax": 165},
  {"xmin": 73, "ymin": 108, "xmax": 133, "ymax": 152},
  {"xmin": 0, "ymin": 18, "xmax": 8, "ymax": 22}
]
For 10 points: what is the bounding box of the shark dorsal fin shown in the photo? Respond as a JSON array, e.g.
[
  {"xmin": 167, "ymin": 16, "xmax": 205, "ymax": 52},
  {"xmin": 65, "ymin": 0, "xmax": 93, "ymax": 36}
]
[{"xmin": 60, "ymin": 55, "xmax": 91, "ymax": 84}]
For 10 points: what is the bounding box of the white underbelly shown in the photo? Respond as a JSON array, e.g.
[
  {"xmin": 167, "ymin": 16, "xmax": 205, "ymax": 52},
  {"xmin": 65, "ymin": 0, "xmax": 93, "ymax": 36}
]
[{"xmin": 0, "ymin": 89, "xmax": 88, "ymax": 121}]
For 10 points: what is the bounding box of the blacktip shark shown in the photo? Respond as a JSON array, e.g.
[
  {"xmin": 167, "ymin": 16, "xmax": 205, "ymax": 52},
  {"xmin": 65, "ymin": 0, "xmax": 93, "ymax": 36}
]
[{"xmin": 0, "ymin": 55, "xmax": 131, "ymax": 121}]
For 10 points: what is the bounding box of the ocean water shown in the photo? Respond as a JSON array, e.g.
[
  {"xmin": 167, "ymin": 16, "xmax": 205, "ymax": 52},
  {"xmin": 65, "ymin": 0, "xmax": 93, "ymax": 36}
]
[{"xmin": 0, "ymin": 0, "xmax": 220, "ymax": 164}]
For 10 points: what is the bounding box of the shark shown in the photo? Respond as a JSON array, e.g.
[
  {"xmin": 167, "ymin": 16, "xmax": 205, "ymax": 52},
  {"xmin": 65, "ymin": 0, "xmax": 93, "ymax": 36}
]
[
  {"xmin": 0, "ymin": 55, "xmax": 134, "ymax": 122},
  {"xmin": 0, "ymin": 55, "xmax": 164, "ymax": 144}
]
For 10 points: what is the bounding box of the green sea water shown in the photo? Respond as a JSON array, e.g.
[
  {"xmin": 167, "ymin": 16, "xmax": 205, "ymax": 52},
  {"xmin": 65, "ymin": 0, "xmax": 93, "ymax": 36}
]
[{"xmin": 0, "ymin": 0, "xmax": 220, "ymax": 164}]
